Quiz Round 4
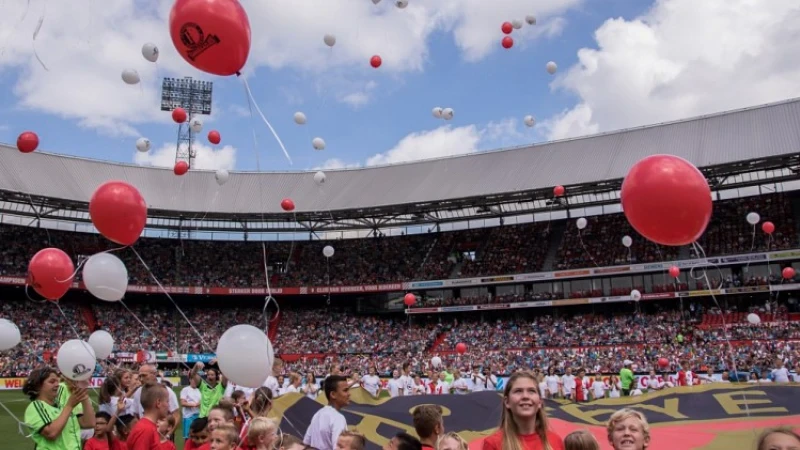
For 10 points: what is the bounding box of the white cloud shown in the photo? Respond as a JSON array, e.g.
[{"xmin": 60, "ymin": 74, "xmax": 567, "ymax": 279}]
[
  {"xmin": 0, "ymin": 0, "xmax": 579, "ymax": 137},
  {"xmin": 134, "ymin": 142, "xmax": 236, "ymax": 171},
  {"xmin": 543, "ymin": 0, "xmax": 800, "ymax": 140},
  {"xmin": 313, "ymin": 158, "xmax": 362, "ymax": 170}
]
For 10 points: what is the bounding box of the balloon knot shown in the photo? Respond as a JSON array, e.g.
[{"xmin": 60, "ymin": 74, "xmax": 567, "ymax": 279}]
[{"xmin": 235, "ymin": 71, "xmax": 241, "ymax": 77}]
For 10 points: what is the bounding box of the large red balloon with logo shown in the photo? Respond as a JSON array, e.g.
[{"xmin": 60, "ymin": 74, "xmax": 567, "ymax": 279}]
[
  {"xmin": 621, "ymin": 155, "xmax": 712, "ymax": 246},
  {"xmin": 89, "ymin": 181, "xmax": 148, "ymax": 246},
  {"xmin": 28, "ymin": 248, "xmax": 74, "ymax": 300},
  {"xmin": 169, "ymin": 0, "xmax": 251, "ymax": 76}
]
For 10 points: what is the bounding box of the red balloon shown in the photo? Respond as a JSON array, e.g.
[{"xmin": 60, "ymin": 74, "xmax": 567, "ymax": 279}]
[
  {"xmin": 17, "ymin": 131, "xmax": 39, "ymax": 153},
  {"xmin": 281, "ymin": 198, "xmax": 295, "ymax": 212},
  {"xmin": 208, "ymin": 130, "xmax": 221, "ymax": 145},
  {"xmin": 501, "ymin": 36, "xmax": 514, "ymax": 49},
  {"xmin": 668, "ymin": 265, "xmax": 680, "ymax": 278},
  {"xmin": 172, "ymin": 108, "xmax": 187, "ymax": 123},
  {"xmin": 658, "ymin": 357, "xmax": 669, "ymax": 368},
  {"xmin": 89, "ymin": 181, "xmax": 148, "ymax": 246},
  {"xmin": 762, "ymin": 221, "xmax": 775, "ymax": 234},
  {"xmin": 174, "ymin": 161, "xmax": 189, "ymax": 176},
  {"xmin": 621, "ymin": 155, "xmax": 712, "ymax": 246},
  {"xmin": 370, "ymin": 55, "xmax": 382, "ymax": 68},
  {"xmin": 169, "ymin": 0, "xmax": 251, "ymax": 76},
  {"xmin": 783, "ymin": 267, "xmax": 795, "ymax": 280},
  {"xmin": 455, "ymin": 343, "xmax": 467, "ymax": 354},
  {"xmin": 403, "ymin": 293, "xmax": 416, "ymax": 306},
  {"xmin": 501, "ymin": 22, "xmax": 513, "ymax": 34},
  {"xmin": 27, "ymin": 248, "xmax": 75, "ymax": 300},
  {"xmin": 553, "ymin": 185, "xmax": 565, "ymax": 197}
]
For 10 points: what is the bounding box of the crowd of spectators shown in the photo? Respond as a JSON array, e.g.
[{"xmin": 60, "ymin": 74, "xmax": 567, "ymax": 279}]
[{"xmin": 0, "ymin": 194, "xmax": 795, "ymax": 292}]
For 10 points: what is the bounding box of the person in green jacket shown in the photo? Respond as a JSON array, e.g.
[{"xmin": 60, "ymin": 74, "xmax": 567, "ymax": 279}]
[
  {"xmin": 190, "ymin": 360, "xmax": 227, "ymax": 418},
  {"xmin": 619, "ymin": 360, "xmax": 635, "ymax": 396}
]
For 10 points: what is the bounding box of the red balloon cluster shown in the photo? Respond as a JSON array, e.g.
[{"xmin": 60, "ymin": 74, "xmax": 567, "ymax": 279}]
[
  {"xmin": 501, "ymin": 36, "xmax": 514, "ymax": 49},
  {"xmin": 668, "ymin": 265, "xmax": 680, "ymax": 278},
  {"xmin": 501, "ymin": 22, "xmax": 513, "ymax": 34},
  {"xmin": 174, "ymin": 160, "xmax": 189, "ymax": 176},
  {"xmin": 172, "ymin": 107, "xmax": 187, "ymax": 123},
  {"xmin": 17, "ymin": 131, "xmax": 39, "ymax": 153},
  {"xmin": 621, "ymin": 155, "xmax": 712, "ymax": 246},
  {"xmin": 169, "ymin": 0, "xmax": 252, "ymax": 76},
  {"xmin": 403, "ymin": 293, "xmax": 416, "ymax": 306},
  {"xmin": 89, "ymin": 181, "xmax": 148, "ymax": 246},
  {"xmin": 281, "ymin": 198, "xmax": 295, "ymax": 212},
  {"xmin": 370, "ymin": 55, "xmax": 382, "ymax": 68},
  {"xmin": 762, "ymin": 221, "xmax": 775, "ymax": 234},
  {"xmin": 658, "ymin": 357, "xmax": 669, "ymax": 368},
  {"xmin": 455, "ymin": 343, "xmax": 467, "ymax": 354},
  {"xmin": 208, "ymin": 130, "xmax": 221, "ymax": 145},
  {"xmin": 553, "ymin": 185, "xmax": 565, "ymax": 197},
  {"xmin": 27, "ymin": 248, "xmax": 74, "ymax": 300},
  {"xmin": 783, "ymin": 266, "xmax": 796, "ymax": 280}
]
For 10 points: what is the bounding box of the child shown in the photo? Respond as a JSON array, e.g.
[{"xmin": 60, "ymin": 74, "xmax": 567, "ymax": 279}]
[
  {"xmin": 209, "ymin": 424, "xmax": 239, "ymax": 450},
  {"xmin": 564, "ymin": 430, "xmax": 600, "ymax": 450},
  {"xmin": 84, "ymin": 412, "xmax": 126, "ymax": 450},
  {"xmin": 195, "ymin": 404, "xmax": 236, "ymax": 450},
  {"xmin": 756, "ymin": 427, "xmax": 800, "ymax": 450},
  {"xmin": 184, "ymin": 418, "xmax": 209, "ymax": 450},
  {"xmin": 115, "ymin": 415, "xmax": 138, "ymax": 443},
  {"xmin": 241, "ymin": 417, "xmax": 278, "ymax": 450},
  {"xmin": 158, "ymin": 416, "xmax": 177, "ymax": 450},
  {"xmin": 230, "ymin": 391, "xmax": 249, "ymax": 431}
]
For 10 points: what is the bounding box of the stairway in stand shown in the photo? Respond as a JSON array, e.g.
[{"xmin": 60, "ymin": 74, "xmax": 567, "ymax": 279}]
[
  {"xmin": 428, "ymin": 331, "xmax": 448, "ymax": 352},
  {"xmin": 80, "ymin": 303, "xmax": 98, "ymax": 332},
  {"xmin": 267, "ymin": 307, "xmax": 281, "ymax": 342}
]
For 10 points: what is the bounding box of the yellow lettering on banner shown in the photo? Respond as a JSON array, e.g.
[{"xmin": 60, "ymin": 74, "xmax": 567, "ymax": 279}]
[
  {"xmin": 560, "ymin": 404, "xmax": 619, "ymax": 426},
  {"xmin": 346, "ymin": 410, "xmax": 416, "ymax": 447},
  {"xmin": 635, "ymin": 399, "xmax": 687, "ymax": 419},
  {"xmin": 713, "ymin": 391, "xmax": 788, "ymax": 415}
]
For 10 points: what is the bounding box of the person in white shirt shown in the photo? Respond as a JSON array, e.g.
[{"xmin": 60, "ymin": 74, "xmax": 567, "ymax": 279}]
[
  {"xmin": 772, "ymin": 360, "xmax": 791, "ymax": 383},
  {"xmin": 538, "ymin": 374, "xmax": 549, "ymax": 399},
  {"xmin": 590, "ymin": 376, "xmax": 607, "ymax": 400},
  {"xmin": 561, "ymin": 368, "xmax": 576, "ymax": 400},
  {"xmin": 434, "ymin": 372, "xmax": 450, "ymax": 395},
  {"xmin": 361, "ymin": 367, "xmax": 382, "ymax": 398},
  {"xmin": 401, "ymin": 362, "xmax": 415, "ymax": 396},
  {"xmin": 263, "ymin": 373, "xmax": 281, "ymax": 399},
  {"xmin": 387, "ymin": 370, "xmax": 404, "ymax": 397},
  {"xmin": 179, "ymin": 377, "xmax": 201, "ymax": 440},
  {"xmin": 411, "ymin": 375, "xmax": 429, "ymax": 395},
  {"xmin": 450, "ymin": 370, "xmax": 469, "ymax": 395},
  {"xmin": 304, "ymin": 375, "xmax": 350, "ymax": 450},
  {"xmin": 646, "ymin": 370, "xmax": 665, "ymax": 392},
  {"xmin": 302, "ymin": 373, "xmax": 320, "ymax": 400},
  {"xmin": 545, "ymin": 368, "xmax": 560, "ymax": 399},
  {"xmin": 224, "ymin": 381, "xmax": 254, "ymax": 400},
  {"xmin": 470, "ymin": 367, "xmax": 486, "ymax": 392},
  {"xmin": 285, "ymin": 373, "xmax": 303, "ymax": 393}
]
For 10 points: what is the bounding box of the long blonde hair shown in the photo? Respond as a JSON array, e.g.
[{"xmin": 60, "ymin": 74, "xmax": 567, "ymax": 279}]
[{"xmin": 500, "ymin": 371, "xmax": 552, "ymax": 450}]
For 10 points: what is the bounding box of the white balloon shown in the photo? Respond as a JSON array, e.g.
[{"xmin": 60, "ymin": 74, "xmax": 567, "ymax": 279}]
[
  {"xmin": 746, "ymin": 212, "xmax": 760, "ymax": 225},
  {"xmin": 88, "ymin": 330, "xmax": 114, "ymax": 360},
  {"xmin": 0, "ymin": 319, "xmax": 21, "ymax": 351},
  {"xmin": 622, "ymin": 235, "xmax": 633, "ymax": 248},
  {"xmin": 747, "ymin": 313, "xmax": 761, "ymax": 325},
  {"xmin": 294, "ymin": 112, "xmax": 307, "ymax": 125},
  {"xmin": 395, "ymin": 0, "xmax": 408, "ymax": 8},
  {"xmin": 323, "ymin": 245, "xmax": 335, "ymax": 258},
  {"xmin": 141, "ymin": 43, "xmax": 159, "ymax": 63},
  {"xmin": 312, "ymin": 137, "xmax": 326, "ymax": 150},
  {"xmin": 323, "ymin": 34, "xmax": 336, "ymax": 47},
  {"xmin": 442, "ymin": 108, "xmax": 454, "ymax": 120},
  {"xmin": 372, "ymin": 0, "xmax": 381, "ymax": 4},
  {"xmin": 314, "ymin": 171, "xmax": 326, "ymax": 185},
  {"xmin": 576, "ymin": 217, "xmax": 587, "ymax": 230},
  {"xmin": 215, "ymin": 169, "xmax": 230, "ymax": 186},
  {"xmin": 121, "ymin": 69, "xmax": 140, "ymax": 85},
  {"xmin": 432, "ymin": 107, "xmax": 443, "ymax": 119},
  {"xmin": 57, "ymin": 340, "xmax": 96, "ymax": 381},
  {"xmin": 431, "ymin": 356, "xmax": 442, "ymax": 368},
  {"xmin": 546, "ymin": 61, "xmax": 558, "ymax": 75},
  {"xmin": 525, "ymin": 15, "xmax": 537, "ymax": 25},
  {"xmin": 83, "ymin": 253, "xmax": 128, "ymax": 302},
  {"xmin": 189, "ymin": 117, "xmax": 203, "ymax": 133},
  {"xmin": 135, "ymin": 137, "xmax": 151, "ymax": 153},
  {"xmin": 511, "ymin": 19, "xmax": 523, "ymax": 29},
  {"xmin": 630, "ymin": 289, "xmax": 642, "ymax": 301},
  {"xmin": 216, "ymin": 325, "xmax": 274, "ymax": 388},
  {"xmin": 523, "ymin": 115, "xmax": 535, "ymax": 127}
]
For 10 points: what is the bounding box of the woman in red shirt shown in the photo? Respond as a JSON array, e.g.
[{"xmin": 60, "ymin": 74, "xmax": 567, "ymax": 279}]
[{"xmin": 482, "ymin": 371, "xmax": 564, "ymax": 450}]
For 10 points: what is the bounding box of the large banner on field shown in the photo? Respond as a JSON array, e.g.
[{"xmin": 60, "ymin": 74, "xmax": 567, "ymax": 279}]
[
  {"xmin": 0, "ymin": 376, "xmax": 182, "ymax": 390},
  {"xmin": 269, "ymin": 385, "xmax": 800, "ymax": 450}
]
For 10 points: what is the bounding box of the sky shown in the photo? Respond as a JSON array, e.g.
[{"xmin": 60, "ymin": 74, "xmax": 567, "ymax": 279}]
[{"xmin": 0, "ymin": 0, "xmax": 798, "ymax": 174}]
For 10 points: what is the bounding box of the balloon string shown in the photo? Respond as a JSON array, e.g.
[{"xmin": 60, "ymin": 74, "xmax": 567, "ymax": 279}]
[
  {"xmin": 54, "ymin": 245, "xmax": 127, "ymax": 284},
  {"xmin": 577, "ymin": 229, "xmax": 600, "ymax": 268},
  {"xmin": 744, "ymin": 223, "xmax": 757, "ymax": 272},
  {"xmin": 192, "ymin": 190, "xmax": 219, "ymax": 232},
  {"xmin": 54, "ymin": 301, "xmax": 102, "ymax": 408},
  {"xmin": 129, "ymin": 246, "xmax": 214, "ymax": 354},
  {"xmin": 241, "ymin": 77, "xmax": 292, "ymax": 164},
  {"xmin": 31, "ymin": 1, "xmax": 48, "ymax": 71},
  {"xmin": 690, "ymin": 241, "xmax": 751, "ymax": 419},
  {"xmin": 0, "ymin": 400, "xmax": 31, "ymax": 437}
]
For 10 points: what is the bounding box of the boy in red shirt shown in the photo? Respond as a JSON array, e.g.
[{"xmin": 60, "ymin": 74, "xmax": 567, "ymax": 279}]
[{"xmin": 127, "ymin": 384, "xmax": 170, "ymax": 450}]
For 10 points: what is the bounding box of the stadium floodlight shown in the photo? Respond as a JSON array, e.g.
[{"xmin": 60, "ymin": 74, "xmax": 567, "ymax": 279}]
[{"xmin": 160, "ymin": 77, "xmax": 213, "ymax": 168}]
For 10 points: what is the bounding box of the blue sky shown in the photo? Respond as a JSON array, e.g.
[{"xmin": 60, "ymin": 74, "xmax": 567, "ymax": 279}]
[{"xmin": 0, "ymin": 0, "xmax": 797, "ymax": 173}]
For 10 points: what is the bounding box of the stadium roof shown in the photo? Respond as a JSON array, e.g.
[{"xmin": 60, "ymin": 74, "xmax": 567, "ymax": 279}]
[{"xmin": 0, "ymin": 98, "xmax": 799, "ymax": 229}]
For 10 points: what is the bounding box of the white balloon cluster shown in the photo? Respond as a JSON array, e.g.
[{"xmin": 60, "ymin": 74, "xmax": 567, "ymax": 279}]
[
  {"xmin": 431, "ymin": 356, "xmax": 442, "ymax": 367},
  {"xmin": 747, "ymin": 313, "xmax": 761, "ymax": 325},
  {"xmin": 135, "ymin": 137, "xmax": 151, "ymax": 153},
  {"xmin": 576, "ymin": 217, "xmax": 587, "ymax": 230},
  {"xmin": 323, "ymin": 34, "xmax": 336, "ymax": 47},
  {"xmin": 141, "ymin": 43, "xmax": 159, "ymax": 63},
  {"xmin": 83, "ymin": 253, "xmax": 128, "ymax": 302},
  {"xmin": 323, "ymin": 245, "xmax": 335, "ymax": 258},
  {"xmin": 622, "ymin": 235, "xmax": 633, "ymax": 248},
  {"xmin": 525, "ymin": 15, "xmax": 537, "ymax": 25},
  {"xmin": 746, "ymin": 212, "xmax": 760, "ymax": 225},
  {"xmin": 395, "ymin": 0, "xmax": 408, "ymax": 8},
  {"xmin": 314, "ymin": 171, "xmax": 326, "ymax": 185},
  {"xmin": 432, "ymin": 107, "xmax": 454, "ymax": 120},
  {"xmin": 546, "ymin": 61, "xmax": 558, "ymax": 75},
  {"xmin": 294, "ymin": 112, "xmax": 307, "ymax": 125},
  {"xmin": 630, "ymin": 289, "xmax": 642, "ymax": 301},
  {"xmin": 523, "ymin": 115, "xmax": 536, "ymax": 127},
  {"xmin": 121, "ymin": 69, "xmax": 140, "ymax": 85},
  {"xmin": 312, "ymin": 137, "xmax": 326, "ymax": 151},
  {"xmin": 215, "ymin": 169, "xmax": 230, "ymax": 186},
  {"xmin": 216, "ymin": 325, "xmax": 275, "ymax": 388},
  {"xmin": 189, "ymin": 117, "xmax": 204, "ymax": 133},
  {"xmin": 88, "ymin": 330, "xmax": 114, "ymax": 359},
  {"xmin": 57, "ymin": 340, "xmax": 97, "ymax": 381},
  {"xmin": 0, "ymin": 319, "xmax": 20, "ymax": 351}
]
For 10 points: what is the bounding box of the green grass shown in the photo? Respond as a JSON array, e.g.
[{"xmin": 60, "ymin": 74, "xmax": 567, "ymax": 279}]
[{"xmin": 0, "ymin": 388, "xmax": 187, "ymax": 449}]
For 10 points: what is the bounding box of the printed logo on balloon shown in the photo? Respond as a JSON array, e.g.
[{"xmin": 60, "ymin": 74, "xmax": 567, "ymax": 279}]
[{"xmin": 179, "ymin": 23, "xmax": 221, "ymax": 62}]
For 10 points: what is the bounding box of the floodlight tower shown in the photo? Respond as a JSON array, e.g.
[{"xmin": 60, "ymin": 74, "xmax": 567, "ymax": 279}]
[{"xmin": 160, "ymin": 77, "xmax": 213, "ymax": 168}]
